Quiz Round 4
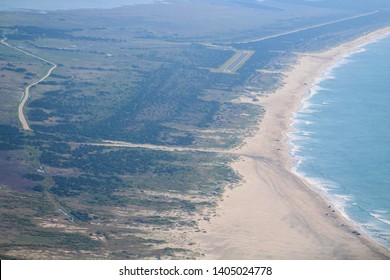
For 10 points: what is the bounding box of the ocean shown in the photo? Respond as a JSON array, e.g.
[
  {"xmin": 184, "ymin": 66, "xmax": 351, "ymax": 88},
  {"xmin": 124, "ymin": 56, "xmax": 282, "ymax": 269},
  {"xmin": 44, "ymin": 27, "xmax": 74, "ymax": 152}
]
[{"xmin": 290, "ymin": 34, "xmax": 390, "ymax": 249}]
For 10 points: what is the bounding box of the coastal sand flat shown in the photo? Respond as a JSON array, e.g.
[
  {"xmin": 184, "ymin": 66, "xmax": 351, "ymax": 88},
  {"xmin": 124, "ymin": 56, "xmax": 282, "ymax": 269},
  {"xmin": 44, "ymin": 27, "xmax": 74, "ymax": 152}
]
[{"xmin": 193, "ymin": 28, "xmax": 390, "ymax": 259}]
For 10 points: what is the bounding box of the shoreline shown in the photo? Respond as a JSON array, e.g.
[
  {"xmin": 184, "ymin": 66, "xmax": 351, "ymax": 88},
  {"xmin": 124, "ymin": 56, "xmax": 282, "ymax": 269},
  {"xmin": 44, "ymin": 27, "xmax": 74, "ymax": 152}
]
[
  {"xmin": 192, "ymin": 27, "xmax": 390, "ymax": 259},
  {"xmin": 287, "ymin": 34, "xmax": 390, "ymax": 250}
]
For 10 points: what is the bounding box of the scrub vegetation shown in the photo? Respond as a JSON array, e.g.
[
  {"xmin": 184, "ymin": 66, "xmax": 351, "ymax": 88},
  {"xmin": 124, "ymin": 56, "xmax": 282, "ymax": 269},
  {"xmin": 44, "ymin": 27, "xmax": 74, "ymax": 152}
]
[{"xmin": 1, "ymin": 0, "xmax": 389, "ymax": 259}]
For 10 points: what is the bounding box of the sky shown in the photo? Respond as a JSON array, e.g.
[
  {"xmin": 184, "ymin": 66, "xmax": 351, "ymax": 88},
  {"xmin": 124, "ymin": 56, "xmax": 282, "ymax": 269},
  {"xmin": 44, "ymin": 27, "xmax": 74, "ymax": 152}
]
[{"xmin": 0, "ymin": 0, "xmax": 159, "ymax": 11}]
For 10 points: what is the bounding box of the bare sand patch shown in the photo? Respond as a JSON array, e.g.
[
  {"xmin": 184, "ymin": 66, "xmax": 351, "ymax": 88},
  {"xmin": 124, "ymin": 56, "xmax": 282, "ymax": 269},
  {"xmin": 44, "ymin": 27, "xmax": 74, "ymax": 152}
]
[{"xmin": 192, "ymin": 27, "xmax": 390, "ymax": 260}]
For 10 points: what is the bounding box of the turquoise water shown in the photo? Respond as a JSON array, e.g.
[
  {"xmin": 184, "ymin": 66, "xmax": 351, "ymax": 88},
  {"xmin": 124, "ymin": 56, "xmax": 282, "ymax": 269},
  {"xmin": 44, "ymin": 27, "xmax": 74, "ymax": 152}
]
[{"xmin": 290, "ymin": 35, "xmax": 390, "ymax": 248}]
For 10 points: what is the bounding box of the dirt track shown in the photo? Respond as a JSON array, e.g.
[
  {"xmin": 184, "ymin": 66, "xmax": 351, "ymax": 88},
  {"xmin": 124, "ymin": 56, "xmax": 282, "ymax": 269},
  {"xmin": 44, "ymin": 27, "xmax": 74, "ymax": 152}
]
[{"xmin": 1, "ymin": 36, "xmax": 57, "ymax": 131}]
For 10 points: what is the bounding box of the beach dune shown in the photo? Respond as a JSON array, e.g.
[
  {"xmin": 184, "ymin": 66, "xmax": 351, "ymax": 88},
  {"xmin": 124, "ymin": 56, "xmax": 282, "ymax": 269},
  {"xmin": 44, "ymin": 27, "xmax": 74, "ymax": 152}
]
[{"xmin": 193, "ymin": 28, "xmax": 390, "ymax": 260}]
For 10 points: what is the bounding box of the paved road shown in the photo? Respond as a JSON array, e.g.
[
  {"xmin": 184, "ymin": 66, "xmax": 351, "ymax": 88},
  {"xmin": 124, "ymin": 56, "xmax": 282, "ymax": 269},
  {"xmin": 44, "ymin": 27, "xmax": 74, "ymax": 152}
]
[
  {"xmin": 240, "ymin": 11, "xmax": 379, "ymax": 44},
  {"xmin": 225, "ymin": 51, "xmax": 250, "ymax": 72}
]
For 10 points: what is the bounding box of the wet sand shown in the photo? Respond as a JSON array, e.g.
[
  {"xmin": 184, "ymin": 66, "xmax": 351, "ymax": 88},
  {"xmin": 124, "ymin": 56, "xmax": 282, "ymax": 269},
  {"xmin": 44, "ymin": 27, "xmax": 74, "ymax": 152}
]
[{"xmin": 193, "ymin": 27, "xmax": 390, "ymax": 259}]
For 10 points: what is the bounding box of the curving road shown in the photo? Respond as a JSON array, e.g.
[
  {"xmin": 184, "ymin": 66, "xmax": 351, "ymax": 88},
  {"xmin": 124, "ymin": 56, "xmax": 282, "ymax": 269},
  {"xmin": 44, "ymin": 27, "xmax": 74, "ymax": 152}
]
[{"xmin": 1, "ymin": 36, "xmax": 57, "ymax": 131}]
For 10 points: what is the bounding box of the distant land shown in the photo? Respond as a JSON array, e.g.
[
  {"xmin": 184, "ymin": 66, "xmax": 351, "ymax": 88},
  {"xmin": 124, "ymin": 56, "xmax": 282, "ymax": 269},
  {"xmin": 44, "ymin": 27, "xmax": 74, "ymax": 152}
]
[
  {"xmin": 0, "ymin": 0, "xmax": 389, "ymax": 259},
  {"xmin": 0, "ymin": 0, "xmax": 157, "ymax": 11}
]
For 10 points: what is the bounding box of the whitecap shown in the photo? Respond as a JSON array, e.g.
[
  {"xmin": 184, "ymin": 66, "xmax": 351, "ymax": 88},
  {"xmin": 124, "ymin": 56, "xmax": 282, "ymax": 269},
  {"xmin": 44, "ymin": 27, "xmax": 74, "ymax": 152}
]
[{"xmin": 370, "ymin": 213, "xmax": 390, "ymax": 226}]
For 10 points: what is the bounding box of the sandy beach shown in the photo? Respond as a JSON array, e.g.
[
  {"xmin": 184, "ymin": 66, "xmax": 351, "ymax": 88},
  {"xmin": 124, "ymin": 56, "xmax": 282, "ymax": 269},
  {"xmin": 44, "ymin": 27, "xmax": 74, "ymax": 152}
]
[{"xmin": 193, "ymin": 27, "xmax": 390, "ymax": 259}]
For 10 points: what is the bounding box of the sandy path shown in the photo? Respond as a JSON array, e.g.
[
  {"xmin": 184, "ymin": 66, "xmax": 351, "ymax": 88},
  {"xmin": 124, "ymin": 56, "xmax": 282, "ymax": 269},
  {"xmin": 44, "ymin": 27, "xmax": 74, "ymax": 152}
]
[
  {"xmin": 1, "ymin": 36, "xmax": 57, "ymax": 131},
  {"xmin": 192, "ymin": 27, "xmax": 390, "ymax": 259},
  {"xmin": 91, "ymin": 140, "xmax": 229, "ymax": 154}
]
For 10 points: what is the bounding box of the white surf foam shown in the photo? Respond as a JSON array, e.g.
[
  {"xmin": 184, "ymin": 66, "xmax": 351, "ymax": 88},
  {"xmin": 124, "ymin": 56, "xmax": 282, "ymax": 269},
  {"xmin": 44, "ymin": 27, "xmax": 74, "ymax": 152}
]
[{"xmin": 370, "ymin": 212, "xmax": 390, "ymax": 226}]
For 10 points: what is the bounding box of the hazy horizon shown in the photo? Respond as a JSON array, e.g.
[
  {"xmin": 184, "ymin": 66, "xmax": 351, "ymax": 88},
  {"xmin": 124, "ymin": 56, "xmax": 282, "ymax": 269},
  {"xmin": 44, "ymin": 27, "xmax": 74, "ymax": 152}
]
[{"xmin": 0, "ymin": 0, "xmax": 158, "ymax": 11}]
